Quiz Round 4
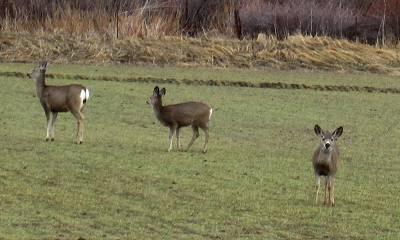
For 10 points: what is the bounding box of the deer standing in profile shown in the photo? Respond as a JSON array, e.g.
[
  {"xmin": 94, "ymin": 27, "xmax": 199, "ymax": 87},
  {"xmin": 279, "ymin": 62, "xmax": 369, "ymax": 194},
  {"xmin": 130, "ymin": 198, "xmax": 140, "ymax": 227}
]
[
  {"xmin": 147, "ymin": 86, "xmax": 213, "ymax": 153},
  {"xmin": 28, "ymin": 62, "xmax": 90, "ymax": 144},
  {"xmin": 312, "ymin": 124, "xmax": 343, "ymax": 206}
]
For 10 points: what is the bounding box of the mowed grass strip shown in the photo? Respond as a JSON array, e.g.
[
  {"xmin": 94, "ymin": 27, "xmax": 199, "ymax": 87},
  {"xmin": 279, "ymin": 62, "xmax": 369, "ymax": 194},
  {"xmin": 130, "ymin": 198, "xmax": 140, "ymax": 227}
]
[
  {"xmin": 2, "ymin": 62, "xmax": 400, "ymax": 88},
  {"xmin": 2, "ymin": 70, "xmax": 400, "ymax": 94},
  {"xmin": 0, "ymin": 65, "xmax": 399, "ymax": 239}
]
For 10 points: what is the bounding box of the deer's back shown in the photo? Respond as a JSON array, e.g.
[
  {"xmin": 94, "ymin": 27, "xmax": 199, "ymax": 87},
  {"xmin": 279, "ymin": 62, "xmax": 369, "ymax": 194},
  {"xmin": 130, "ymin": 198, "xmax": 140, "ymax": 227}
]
[
  {"xmin": 42, "ymin": 84, "xmax": 86, "ymax": 112},
  {"xmin": 160, "ymin": 102, "xmax": 211, "ymax": 127}
]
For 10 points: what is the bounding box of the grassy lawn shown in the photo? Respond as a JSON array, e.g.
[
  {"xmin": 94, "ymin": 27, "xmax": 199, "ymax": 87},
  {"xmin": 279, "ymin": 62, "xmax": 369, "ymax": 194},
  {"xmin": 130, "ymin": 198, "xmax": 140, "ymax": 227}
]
[{"xmin": 0, "ymin": 63, "xmax": 399, "ymax": 239}]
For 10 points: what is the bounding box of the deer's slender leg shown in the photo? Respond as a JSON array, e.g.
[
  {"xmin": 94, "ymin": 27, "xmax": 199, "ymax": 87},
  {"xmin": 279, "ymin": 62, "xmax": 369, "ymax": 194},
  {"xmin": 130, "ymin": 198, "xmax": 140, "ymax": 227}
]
[
  {"xmin": 327, "ymin": 179, "xmax": 332, "ymax": 206},
  {"xmin": 315, "ymin": 174, "xmax": 320, "ymax": 204},
  {"xmin": 168, "ymin": 126, "xmax": 176, "ymax": 152},
  {"xmin": 45, "ymin": 111, "xmax": 53, "ymax": 141},
  {"xmin": 176, "ymin": 127, "xmax": 181, "ymax": 150},
  {"xmin": 76, "ymin": 119, "xmax": 82, "ymax": 144},
  {"xmin": 324, "ymin": 178, "xmax": 328, "ymax": 205},
  {"xmin": 71, "ymin": 110, "xmax": 84, "ymax": 144},
  {"xmin": 328, "ymin": 176, "xmax": 334, "ymax": 206},
  {"xmin": 200, "ymin": 125, "xmax": 209, "ymax": 153},
  {"xmin": 331, "ymin": 178, "xmax": 335, "ymax": 206},
  {"xmin": 80, "ymin": 111, "xmax": 86, "ymax": 143},
  {"xmin": 186, "ymin": 126, "xmax": 199, "ymax": 151},
  {"xmin": 79, "ymin": 116, "xmax": 85, "ymax": 143},
  {"xmin": 50, "ymin": 111, "xmax": 58, "ymax": 141}
]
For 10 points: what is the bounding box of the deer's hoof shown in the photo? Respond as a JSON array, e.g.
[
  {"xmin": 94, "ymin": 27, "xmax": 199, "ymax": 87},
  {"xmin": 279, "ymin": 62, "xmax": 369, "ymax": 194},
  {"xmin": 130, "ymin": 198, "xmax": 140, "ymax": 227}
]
[
  {"xmin": 51, "ymin": 138, "xmax": 55, "ymax": 142},
  {"xmin": 45, "ymin": 138, "xmax": 49, "ymax": 142}
]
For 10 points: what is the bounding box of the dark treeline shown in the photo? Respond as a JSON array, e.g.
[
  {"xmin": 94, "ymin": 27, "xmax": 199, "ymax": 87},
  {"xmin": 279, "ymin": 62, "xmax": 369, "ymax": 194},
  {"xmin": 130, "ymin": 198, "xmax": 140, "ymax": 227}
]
[
  {"xmin": 237, "ymin": 0, "xmax": 399, "ymax": 44},
  {"xmin": 0, "ymin": 0, "xmax": 398, "ymax": 44}
]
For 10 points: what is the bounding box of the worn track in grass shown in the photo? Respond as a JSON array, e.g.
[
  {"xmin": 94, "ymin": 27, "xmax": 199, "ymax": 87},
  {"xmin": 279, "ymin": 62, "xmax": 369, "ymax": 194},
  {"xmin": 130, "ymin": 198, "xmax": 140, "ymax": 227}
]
[{"xmin": 3, "ymin": 71, "xmax": 400, "ymax": 94}]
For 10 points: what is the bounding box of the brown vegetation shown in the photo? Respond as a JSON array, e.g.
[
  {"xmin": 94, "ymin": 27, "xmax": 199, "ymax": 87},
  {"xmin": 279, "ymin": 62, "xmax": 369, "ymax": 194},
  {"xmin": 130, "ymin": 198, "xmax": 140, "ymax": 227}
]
[
  {"xmin": 1, "ymin": 0, "xmax": 399, "ymax": 72},
  {"xmin": 0, "ymin": 0, "xmax": 398, "ymax": 43},
  {"xmin": 1, "ymin": 32, "xmax": 399, "ymax": 73},
  {"xmin": 0, "ymin": 0, "xmax": 235, "ymax": 38},
  {"xmin": 237, "ymin": 0, "xmax": 400, "ymax": 44}
]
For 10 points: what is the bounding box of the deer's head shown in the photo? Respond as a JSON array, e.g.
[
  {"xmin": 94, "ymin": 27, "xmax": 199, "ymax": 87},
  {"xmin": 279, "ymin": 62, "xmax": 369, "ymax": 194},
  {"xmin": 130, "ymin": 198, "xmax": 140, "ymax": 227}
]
[
  {"xmin": 27, "ymin": 61, "xmax": 48, "ymax": 80},
  {"xmin": 147, "ymin": 86, "xmax": 166, "ymax": 108},
  {"xmin": 314, "ymin": 125, "xmax": 343, "ymax": 153}
]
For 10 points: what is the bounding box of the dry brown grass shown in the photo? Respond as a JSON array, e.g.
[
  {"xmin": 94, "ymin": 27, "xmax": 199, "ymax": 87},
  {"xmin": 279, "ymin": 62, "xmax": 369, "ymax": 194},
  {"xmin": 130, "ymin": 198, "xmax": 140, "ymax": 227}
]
[
  {"xmin": 0, "ymin": 1, "xmax": 230, "ymax": 38},
  {"xmin": 1, "ymin": 32, "xmax": 400, "ymax": 74},
  {"xmin": 1, "ymin": 9, "xmax": 180, "ymax": 38}
]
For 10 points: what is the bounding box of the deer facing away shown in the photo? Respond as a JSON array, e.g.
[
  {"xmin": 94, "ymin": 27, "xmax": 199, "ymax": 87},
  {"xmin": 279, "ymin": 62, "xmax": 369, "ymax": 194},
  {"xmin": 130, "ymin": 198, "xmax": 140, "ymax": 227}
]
[
  {"xmin": 312, "ymin": 124, "xmax": 343, "ymax": 206},
  {"xmin": 28, "ymin": 62, "xmax": 89, "ymax": 144},
  {"xmin": 147, "ymin": 86, "xmax": 213, "ymax": 153}
]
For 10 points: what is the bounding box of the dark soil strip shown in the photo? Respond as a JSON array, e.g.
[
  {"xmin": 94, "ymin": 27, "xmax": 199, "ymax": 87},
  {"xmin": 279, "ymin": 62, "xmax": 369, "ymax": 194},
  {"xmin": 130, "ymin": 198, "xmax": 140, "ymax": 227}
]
[{"xmin": 3, "ymin": 71, "xmax": 400, "ymax": 94}]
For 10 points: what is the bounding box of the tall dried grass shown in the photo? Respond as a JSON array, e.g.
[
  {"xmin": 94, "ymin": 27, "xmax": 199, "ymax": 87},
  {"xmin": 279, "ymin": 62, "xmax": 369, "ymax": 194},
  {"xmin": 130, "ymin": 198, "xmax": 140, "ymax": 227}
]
[
  {"xmin": 0, "ymin": 1, "xmax": 182, "ymax": 38},
  {"xmin": 1, "ymin": 31, "xmax": 399, "ymax": 74},
  {"xmin": 0, "ymin": 0, "xmax": 236, "ymax": 38}
]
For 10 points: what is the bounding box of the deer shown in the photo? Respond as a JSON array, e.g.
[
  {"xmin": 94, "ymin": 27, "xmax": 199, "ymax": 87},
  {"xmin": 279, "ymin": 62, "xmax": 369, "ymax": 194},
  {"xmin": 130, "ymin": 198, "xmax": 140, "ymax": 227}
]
[
  {"xmin": 146, "ymin": 86, "xmax": 213, "ymax": 153},
  {"xmin": 28, "ymin": 62, "xmax": 89, "ymax": 144},
  {"xmin": 312, "ymin": 124, "xmax": 343, "ymax": 207}
]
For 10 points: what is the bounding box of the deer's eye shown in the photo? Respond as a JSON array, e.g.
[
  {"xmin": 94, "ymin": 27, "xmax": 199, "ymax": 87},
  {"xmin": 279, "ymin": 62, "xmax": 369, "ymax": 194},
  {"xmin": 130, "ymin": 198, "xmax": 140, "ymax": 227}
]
[
  {"xmin": 331, "ymin": 138, "xmax": 334, "ymax": 141},
  {"xmin": 322, "ymin": 138, "xmax": 325, "ymax": 141}
]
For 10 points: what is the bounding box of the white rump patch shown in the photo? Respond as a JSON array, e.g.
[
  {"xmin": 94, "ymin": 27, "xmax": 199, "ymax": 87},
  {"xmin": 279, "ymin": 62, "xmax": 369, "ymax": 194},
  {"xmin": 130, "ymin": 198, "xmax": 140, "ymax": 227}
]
[
  {"xmin": 80, "ymin": 89, "xmax": 86, "ymax": 109},
  {"xmin": 209, "ymin": 108, "xmax": 213, "ymax": 120},
  {"xmin": 85, "ymin": 89, "xmax": 90, "ymax": 101}
]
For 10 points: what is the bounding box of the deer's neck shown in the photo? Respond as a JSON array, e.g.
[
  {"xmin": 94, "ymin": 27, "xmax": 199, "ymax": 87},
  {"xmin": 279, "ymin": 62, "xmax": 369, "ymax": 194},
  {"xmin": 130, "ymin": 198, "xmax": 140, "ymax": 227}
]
[
  {"xmin": 35, "ymin": 73, "xmax": 47, "ymax": 98},
  {"xmin": 317, "ymin": 149, "xmax": 333, "ymax": 164},
  {"xmin": 152, "ymin": 101, "xmax": 164, "ymax": 122}
]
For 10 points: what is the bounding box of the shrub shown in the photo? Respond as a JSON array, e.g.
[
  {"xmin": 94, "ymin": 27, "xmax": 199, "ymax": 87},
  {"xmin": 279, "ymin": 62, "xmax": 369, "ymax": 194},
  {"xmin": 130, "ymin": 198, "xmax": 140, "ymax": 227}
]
[{"xmin": 237, "ymin": 0, "xmax": 382, "ymax": 43}]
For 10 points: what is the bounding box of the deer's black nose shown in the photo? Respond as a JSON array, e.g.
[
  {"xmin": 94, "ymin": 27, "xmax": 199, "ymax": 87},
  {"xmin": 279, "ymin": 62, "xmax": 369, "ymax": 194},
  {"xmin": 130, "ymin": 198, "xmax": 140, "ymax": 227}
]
[{"xmin": 325, "ymin": 143, "xmax": 331, "ymax": 148}]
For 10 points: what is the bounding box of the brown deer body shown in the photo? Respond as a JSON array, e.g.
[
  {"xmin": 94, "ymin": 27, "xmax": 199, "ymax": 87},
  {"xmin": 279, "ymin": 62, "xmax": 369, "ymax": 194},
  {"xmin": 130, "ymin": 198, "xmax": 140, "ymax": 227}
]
[
  {"xmin": 312, "ymin": 125, "xmax": 343, "ymax": 206},
  {"xmin": 147, "ymin": 86, "xmax": 213, "ymax": 153},
  {"xmin": 29, "ymin": 62, "xmax": 89, "ymax": 144}
]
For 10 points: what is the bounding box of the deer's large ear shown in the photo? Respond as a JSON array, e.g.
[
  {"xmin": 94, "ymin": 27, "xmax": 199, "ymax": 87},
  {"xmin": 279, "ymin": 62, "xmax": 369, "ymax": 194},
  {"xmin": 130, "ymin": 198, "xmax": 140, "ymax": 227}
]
[
  {"xmin": 39, "ymin": 61, "xmax": 48, "ymax": 71},
  {"xmin": 333, "ymin": 126, "xmax": 343, "ymax": 139},
  {"xmin": 160, "ymin": 88, "xmax": 166, "ymax": 96},
  {"xmin": 314, "ymin": 124, "xmax": 322, "ymax": 136},
  {"xmin": 153, "ymin": 86, "xmax": 160, "ymax": 95}
]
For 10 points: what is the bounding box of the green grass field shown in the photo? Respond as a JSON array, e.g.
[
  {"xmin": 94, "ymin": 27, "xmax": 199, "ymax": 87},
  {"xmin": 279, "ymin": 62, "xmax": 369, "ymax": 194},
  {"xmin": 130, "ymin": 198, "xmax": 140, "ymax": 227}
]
[{"xmin": 0, "ymin": 64, "xmax": 399, "ymax": 239}]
